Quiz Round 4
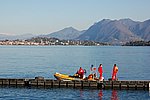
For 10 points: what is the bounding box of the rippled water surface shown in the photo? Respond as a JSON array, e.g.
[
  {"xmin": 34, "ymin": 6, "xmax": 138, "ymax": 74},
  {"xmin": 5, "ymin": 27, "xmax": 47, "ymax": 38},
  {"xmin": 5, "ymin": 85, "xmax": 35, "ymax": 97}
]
[
  {"xmin": 0, "ymin": 87, "xmax": 149, "ymax": 100},
  {"xmin": 0, "ymin": 46, "xmax": 150, "ymax": 99}
]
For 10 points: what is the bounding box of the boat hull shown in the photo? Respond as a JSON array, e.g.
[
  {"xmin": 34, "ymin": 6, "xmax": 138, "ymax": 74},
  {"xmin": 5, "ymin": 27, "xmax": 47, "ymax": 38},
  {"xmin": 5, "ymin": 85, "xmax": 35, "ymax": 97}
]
[{"xmin": 54, "ymin": 72, "xmax": 79, "ymax": 81}]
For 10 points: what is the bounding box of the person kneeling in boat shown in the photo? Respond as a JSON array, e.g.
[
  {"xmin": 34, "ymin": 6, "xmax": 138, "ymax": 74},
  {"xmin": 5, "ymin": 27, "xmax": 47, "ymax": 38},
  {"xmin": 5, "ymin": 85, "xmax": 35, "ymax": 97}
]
[
  {"xmin": 73, "ymin": 67, "xmax": 86, "ymax": 79},
  {"xmin": 78, "ymin": 67, "xmax": 85, "ymax": 79}
]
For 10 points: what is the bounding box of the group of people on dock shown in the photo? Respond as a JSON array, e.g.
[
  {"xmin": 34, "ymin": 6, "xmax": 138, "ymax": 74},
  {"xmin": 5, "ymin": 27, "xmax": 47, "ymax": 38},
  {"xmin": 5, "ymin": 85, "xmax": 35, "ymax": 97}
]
[{"xmin": 76, "ymin": 64, "xmax": 118, "ymax": 81}]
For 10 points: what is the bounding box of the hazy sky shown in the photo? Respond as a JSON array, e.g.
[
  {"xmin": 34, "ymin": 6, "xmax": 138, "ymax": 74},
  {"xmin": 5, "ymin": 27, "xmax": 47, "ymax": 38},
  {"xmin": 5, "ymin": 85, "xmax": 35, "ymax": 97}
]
[{"xmin": 0, "ymin": 0, "xmax": 150, "ymax": 35}]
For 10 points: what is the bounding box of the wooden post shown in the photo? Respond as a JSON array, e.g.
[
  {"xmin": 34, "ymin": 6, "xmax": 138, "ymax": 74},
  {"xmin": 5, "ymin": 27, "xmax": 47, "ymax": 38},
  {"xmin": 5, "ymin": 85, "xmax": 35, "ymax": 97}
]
[
  {"xmin": 9, "ymin": 79, "xmax": 10, "ymax": 86},
  {"xmin": 148, "ymin": 83, "xmax": 150, "ymax": 91},
  {"xmin": 149, "ymin": 83, "xmax": 150, "ymax": 97},
  {"xmin": 103, "ymin": 83, "xmax": 105, "ymax": 89},
  {"xmin": 111, "ymin": 81, "xmax": 113, "ymax": 89},
  {"xmin": 135, "ymin": 83, "xmax": 137, "ymax": 90},
  {"xmin": 73, "ymin": 81, "xmax": 75, "ymax": 88},
  {"xmin": 127, "ymin": 82, "xmax": 129, "ymax": 90},
  {"xmin": 2, "ymin": 80, "xmax": 3, "ymax": 86},
  {"xmin": 37, "ymin": 80, "xmax": 38, "ymax": 87},
  {"xmin": 66, "ymin": 82, "xmax": 68, "ymax": 87},
  {"xmin": 81, "ymin": 81, "xmax": 83, "ymax": 89},
  {"xmin": 97, "ymin": 81, "xmax": 103, "ymax": 89},
  {"xmin": 119, "ymin": 82, "xmax": 121, "ymax": 90},
  {"xmin": 16, "ymin": 80, "xmax": 17, "ymax": 87},
  {"xmin": 51, "ymin": 80, "xmax": 53, "ymax": 88},
  {"xmin": 44, "ymin": 81, "xmax": 45, "ymax": 88},
  {"xmin": 59, "ymin": 81, "xmax": 60, "ymax": 88}
]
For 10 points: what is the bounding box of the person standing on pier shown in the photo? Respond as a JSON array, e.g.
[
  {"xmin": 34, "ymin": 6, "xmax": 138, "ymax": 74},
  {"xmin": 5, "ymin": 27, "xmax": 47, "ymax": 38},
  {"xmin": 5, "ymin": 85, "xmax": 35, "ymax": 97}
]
[
  {"xmin": 112, "ymin": 64, "xmax": 118, "ymax": 81},
  {"xmin": 90, "ymin": 64, "xmax": 94, "ymax": 74},
  {"xmin": 90, "ymin": 65, "xmax": 97, "ymax": 78},
  {"xmin": 98, "ymin": 64, "xmax": 103, "ymax": 81}
]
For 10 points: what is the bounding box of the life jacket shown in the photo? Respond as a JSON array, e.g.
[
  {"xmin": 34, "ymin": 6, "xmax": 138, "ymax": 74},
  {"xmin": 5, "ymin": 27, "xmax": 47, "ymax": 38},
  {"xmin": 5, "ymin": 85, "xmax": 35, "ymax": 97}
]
[
  {"xmin": 98, "ymin": 66, "xmax": 103, "ymax": 74},
  {"xmin": 114, "ymin": 66, "xmax": 118, "ymax": 73},
  {"xmin": 78, "ymin": 68, "xmax": 84, "ymax": 75}
]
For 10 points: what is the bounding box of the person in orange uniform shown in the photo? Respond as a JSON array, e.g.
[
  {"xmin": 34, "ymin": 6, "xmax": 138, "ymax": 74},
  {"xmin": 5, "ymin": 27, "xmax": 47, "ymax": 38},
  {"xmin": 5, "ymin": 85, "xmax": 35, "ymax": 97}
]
[
  {"xmin": 98, "ymin": 64, "xmax": 103, "ymax": 81},
  {"xmin": 78, "ymin": 67, "xmax": 84, "ymax": 79},
  {"xmin": 112, "ymin": 64, "xmax": 118, "ymax": 81}
]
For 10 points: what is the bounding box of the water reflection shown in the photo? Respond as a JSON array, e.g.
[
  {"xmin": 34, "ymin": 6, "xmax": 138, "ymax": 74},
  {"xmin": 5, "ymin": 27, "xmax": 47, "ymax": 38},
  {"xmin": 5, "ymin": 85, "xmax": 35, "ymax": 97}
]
[
  {"xmin": 98, "ymin": 90, "xmax": 118, "ymax": 100},
  {"xmin": 80, "ymin": 89, "xmax": 83, "ymax": 98},
  {"xmin": 111, "ymin": 90, "xmax": 118, "ymax": 100},
  {"xmin": 98, "ymin": 90, "xmax": 103, "ymax": 100}
]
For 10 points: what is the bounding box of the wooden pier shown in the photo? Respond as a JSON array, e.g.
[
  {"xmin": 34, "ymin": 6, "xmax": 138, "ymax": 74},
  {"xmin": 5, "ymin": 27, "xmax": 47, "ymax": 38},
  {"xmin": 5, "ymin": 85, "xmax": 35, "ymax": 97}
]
[{"xmin": 0, "ymin": 77, "xmax": 149, "ymax": 90}]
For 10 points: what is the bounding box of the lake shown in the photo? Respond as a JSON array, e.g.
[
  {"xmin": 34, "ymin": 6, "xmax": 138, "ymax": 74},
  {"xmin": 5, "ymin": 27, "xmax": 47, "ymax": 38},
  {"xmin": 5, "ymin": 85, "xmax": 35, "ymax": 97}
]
[{"xmin": 0, "ymin": 45, "xmax": 150, "ymax": 99}]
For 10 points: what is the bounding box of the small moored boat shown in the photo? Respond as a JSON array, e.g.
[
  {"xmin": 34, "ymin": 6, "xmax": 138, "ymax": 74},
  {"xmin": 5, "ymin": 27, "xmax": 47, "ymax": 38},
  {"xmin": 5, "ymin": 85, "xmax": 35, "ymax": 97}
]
[
  {"xmin": 54, "ymin": 72, "xmax": 82, "ymax": 81},
  {"xmin": 54, "ymin": 72, "xmax": 99, "ymax": 81}
]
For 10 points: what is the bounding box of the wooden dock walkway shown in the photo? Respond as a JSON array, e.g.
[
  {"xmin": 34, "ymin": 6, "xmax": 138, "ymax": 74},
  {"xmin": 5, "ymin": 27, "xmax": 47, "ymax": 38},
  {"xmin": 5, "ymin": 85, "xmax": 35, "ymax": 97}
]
[{"xmin": 0, "ymin": 77, "xmax": 149, "ymax": 90}]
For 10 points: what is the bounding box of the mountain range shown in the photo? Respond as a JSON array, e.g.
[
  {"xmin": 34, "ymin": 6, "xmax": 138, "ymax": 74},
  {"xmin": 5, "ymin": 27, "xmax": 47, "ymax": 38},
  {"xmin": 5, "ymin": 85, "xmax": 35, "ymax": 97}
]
[
  {"xmin": 1, "ymin": 18, "xmax": 150, "ymax": 44},
  {"xmin": 78, "ymin": 19, "xmax": 150, "ymax": 44},
  {"xmin": 42, "ymin": 18, "xmax": 150, "ymax": 44}
]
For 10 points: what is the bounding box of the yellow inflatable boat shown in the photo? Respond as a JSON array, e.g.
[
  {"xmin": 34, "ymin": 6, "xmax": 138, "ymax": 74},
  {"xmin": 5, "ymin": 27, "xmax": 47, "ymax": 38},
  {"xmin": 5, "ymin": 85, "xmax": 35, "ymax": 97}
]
[
  {"xmin": 54, "ymin": 72, "xmax": 82, "ymax": 81},
  {"xmin": 54, "ymin": 72, "xmax": 99, "ymax": 81}
]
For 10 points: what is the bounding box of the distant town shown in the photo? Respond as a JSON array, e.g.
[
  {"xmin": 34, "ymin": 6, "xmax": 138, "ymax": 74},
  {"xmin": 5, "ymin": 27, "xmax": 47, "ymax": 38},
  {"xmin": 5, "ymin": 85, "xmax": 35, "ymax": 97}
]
[
  {"xmin": 123, "ymin": 41, "xmax": 150, "ymax": 46},
  {"xmin": 0, "ymin": 37, "xmax": 109, "ymax": 46},
  {"xmin": 1, "ymin": 37, "xmax": 150, "ymax": 46}
]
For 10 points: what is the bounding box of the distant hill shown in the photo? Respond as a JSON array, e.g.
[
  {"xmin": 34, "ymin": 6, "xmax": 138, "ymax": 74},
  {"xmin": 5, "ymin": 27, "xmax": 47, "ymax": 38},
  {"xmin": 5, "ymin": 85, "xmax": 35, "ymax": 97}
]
[
  {"xmin": 77, "ymin": 19, "xmax": 150, "ymax": 44},
  {"xmin": 0, "ymin": 33, "xmax": 35, "ymax": 40},
  {"xmin": 43, "ymin": 27, "xmax": 85, "ymax": 40}
]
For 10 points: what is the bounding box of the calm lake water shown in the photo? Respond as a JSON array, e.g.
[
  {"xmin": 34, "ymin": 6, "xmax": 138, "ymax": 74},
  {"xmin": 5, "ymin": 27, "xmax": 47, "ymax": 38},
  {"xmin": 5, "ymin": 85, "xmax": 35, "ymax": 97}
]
[{"xmin": 0, "ymin": 45, "xmax": 150, "ymax": 99}]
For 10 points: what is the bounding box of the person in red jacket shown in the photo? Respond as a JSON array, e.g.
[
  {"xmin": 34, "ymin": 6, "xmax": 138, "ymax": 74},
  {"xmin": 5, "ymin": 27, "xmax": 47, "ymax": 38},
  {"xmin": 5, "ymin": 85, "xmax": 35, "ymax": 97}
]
[
  {"xmin": 112, "ymin": 64, "xmax": 118, "ymax": 81},
  {"xmin": 98, "ymin": 64, "xmax": 103, "ymax": 81},
  {"xmin": 78, "ymin": 67, "xmax": 84, "ymax": 79}
]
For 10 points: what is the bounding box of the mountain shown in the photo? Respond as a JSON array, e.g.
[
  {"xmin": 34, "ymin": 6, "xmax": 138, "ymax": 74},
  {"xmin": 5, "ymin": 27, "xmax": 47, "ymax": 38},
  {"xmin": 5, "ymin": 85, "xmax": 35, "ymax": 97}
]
[
  {"xmin": 119, "ymin": 19, "xmax": 150, "ymax": 41},
  {"xmin": 0, "ymin": 33, "xmax": 35, "ymax": 40},
  {"xmin": 0, "ymin": 34, "xmax": 10, "ymax": 40},
  {"xmin": 77, "ymin": 19, "xmax": 150, "ymax": 44},
  {"xmin": 134, "ymin": 19, "xmax": 150, "ymax": 41},
  {"xmin": 43, "ymin": 27, "xmax": 84, "ymax": 40}
]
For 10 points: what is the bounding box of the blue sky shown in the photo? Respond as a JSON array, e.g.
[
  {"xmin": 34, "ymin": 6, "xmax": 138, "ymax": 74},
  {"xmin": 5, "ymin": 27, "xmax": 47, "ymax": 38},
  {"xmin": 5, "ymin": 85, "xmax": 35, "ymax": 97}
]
[{"xmin": 0, "ymin": 0, "xmax": 150, "ymax": 35}]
